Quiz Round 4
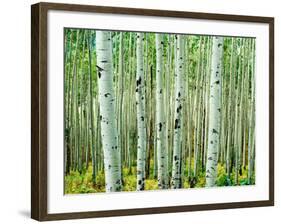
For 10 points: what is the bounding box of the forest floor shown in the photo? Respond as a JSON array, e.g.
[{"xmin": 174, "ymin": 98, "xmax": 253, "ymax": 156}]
[{"xmin": 65, "ymin": 161, "xmax": 254, "ymax": 194}]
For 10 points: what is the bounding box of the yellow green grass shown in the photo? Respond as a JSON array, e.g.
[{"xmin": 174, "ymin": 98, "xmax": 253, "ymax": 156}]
[{"xmin": 65, "ymin": 161, "xmax": 254, "ymax": 194}]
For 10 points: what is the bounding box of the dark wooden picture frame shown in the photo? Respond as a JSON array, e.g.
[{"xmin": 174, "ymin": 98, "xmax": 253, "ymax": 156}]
[{"xmin": 31, "ymin": 2, "xmax": 274, "ymax": 221}]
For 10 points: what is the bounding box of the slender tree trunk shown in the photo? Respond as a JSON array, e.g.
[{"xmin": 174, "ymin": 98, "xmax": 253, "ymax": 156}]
[
  {"xmin": 171, "ymin": 35, "xmax": 185, "ymax": 189},
  {"xmin": 136, "ymin": 33, "xmax": 147, "ymax": 190},
  {"xmin": 203, "ymin": 37, "xmax": 212, "ymax": 170},
  {"xmin": 234, "ymin": 38, "xmax": 243, "ymax": 185},
  {"xmin": 117, "ymin": 32, "xmax": 124, "ymax": 173},
  {"xmin": 192, "ymin": 37, "xmax": 203, "ymax": 178},
  {"xmin": 226, "ymin": 38, "xmax": 235, "ymax": 178},
  {"xmin": 78, "ymin": 31, "xmax": 86, "ymax": 173},
  {"xmin": 64, "ymin": 30, "xmax": 74, "ymax": 175},
  {"xmin": 87, "ymin": 31, "xmax": 97, "ymax": 183},
  {"xmin": 248, "ymin": 39, "xmax": 255, "ymax": 185},
  {"xmin": 205, "ymin": 36, "xmax": 223, "ymax": 187},
  {"xmin": 155, "ymin": 34, "xmax": 169, "ymax": 189},
  {"xmin": 69, "ymin": 30, "xmax": 81, "ymax": 171},
  {"xmin": 96, "ymin": 31, "xmax": 122, "ymax": 192},
  {"xmin": 194, "ymin": 37, "xmax": 205, "ymax": 177}
]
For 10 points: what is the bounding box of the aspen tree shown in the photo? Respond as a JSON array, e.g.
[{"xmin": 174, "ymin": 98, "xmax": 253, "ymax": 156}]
[
  {"xmin": 205, "ymin": 36, "xmax": 223, "ymax": 187},
  {"xmin": 156, "ymin": 33, "xmax": 169, "ymax": 189},
  {"xmin": 171, "ymin": 35, "xmax": 185, "ymax": 189},
  {"xmin": 248, "ymin": 39, "xmax": 255, "ymax": 185},
  {"xmin": 136, "ymin": 33, "xmax": 147, "ymax": 190},
  {"xmin": 96, "ymin": 31, "xmax": 122, "ymax": 192},
  {"xmin": 192, "ymin": 37, "xmax": 203, "ymax": 178},
  {"xmin": 226, "ymin": 38, "xmax": 235, "ymax": 178},
  {"xmin": 87, "ymin": 31, "xmax": 97, "ymax": 183}
]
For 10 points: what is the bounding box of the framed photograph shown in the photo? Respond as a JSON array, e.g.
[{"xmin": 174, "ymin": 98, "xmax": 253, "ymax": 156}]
[{"xmin": 31, "ymin": 2, "xmax": 274, "ymax": 221}]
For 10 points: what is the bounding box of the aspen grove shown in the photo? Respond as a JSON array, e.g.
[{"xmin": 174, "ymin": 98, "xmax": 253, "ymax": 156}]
[{"xmin": 64, "ymin": 29, "xmax": 256, "ymax": 193}]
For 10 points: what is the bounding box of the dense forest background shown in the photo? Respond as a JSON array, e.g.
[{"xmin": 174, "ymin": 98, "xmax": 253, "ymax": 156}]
[{"xmin": 64, "ymin": 28, "xmax": 255, "ymax": 194}]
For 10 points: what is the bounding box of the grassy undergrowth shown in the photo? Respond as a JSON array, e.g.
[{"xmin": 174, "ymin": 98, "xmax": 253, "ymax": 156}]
[{"xmin": 65, "ymin": 161, "xmax": 255, "ymax": 194}]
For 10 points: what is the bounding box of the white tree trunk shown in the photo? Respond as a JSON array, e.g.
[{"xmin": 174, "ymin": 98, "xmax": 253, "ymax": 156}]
[
  {"xmin": 171, "ymin": 35, "xmax": 185, "ymax": 189},
  {"xmin": 96, "ymin": 31, "xmax": 122, "ymax": 192},
  {"xmin": 205, "ymin": 36, "xmax": 223, "ymax": 187},
  {"xmin": 226, "ymin": 38, "xmax": 235, "ymax": 177},
  {"xmin": 136, "ymin": 33, "xmax": 147, "ymax": 190},
  {"xmin": 155, "ymin": 34, "xmax": 169, "ymax": 189},
  {"xmin": 248, "ymin": 39, "xmax": 255, "ymax": 184}
]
